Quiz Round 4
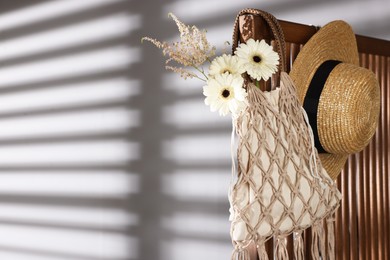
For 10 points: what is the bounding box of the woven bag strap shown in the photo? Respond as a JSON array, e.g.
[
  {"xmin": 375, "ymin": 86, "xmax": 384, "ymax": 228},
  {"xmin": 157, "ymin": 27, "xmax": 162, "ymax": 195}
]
[{"xmin": 232, "ymin": 9, "xmax": 287, "ymax": 73}]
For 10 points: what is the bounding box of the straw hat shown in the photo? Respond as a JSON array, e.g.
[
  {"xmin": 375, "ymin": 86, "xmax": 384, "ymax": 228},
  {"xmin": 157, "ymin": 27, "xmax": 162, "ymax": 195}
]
[{"xmin": 289, "ymin": 20, "xmax": 380, "ymax": 180}]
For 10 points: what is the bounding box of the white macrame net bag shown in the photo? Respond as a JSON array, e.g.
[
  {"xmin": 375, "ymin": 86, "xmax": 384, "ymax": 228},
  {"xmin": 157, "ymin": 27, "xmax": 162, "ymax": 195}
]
[{"xmin": 229, "ymin": 9, "xmax": 342, "ymax": 260}]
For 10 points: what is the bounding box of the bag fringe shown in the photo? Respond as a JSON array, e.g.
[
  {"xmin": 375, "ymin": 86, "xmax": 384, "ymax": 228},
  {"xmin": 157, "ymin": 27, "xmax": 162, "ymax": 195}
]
[
  {"xmin": 327, "ymin": 216, "xmax": 336, "ymax": 260},
  {"xmin": 257, "ymin": 241, "xmax": 269, "ymax": 260},
  {"xmin": 293, "ymin": 231, "xmax": 304, "ymax": 260},
  {"xmin": 274, "ymin": 236, "xmax": 289, "ymax": 260},
  {"xmin": 311, "ymin": 221, "xmax": 326, "ymax": 259},
  {"xmin": 231, "ymin": 247, "xmax": 250, "ymax": 260}
]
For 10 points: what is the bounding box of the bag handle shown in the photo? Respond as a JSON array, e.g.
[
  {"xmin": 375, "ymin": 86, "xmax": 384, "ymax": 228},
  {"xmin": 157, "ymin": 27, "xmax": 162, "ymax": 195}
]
[{"xmin": 232, "ymin": 9, "xmax": 287, "ymax": 73}]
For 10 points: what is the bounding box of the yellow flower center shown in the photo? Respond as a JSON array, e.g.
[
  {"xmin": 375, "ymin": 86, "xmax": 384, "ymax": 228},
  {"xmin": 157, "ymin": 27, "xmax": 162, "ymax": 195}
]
[
  {"xmin": 222, "ymin": 69, "xmax": 231, "ymax": 74},
  {"xmin": 253, "ymin": 55, "xmax": 262, "ymax": 63}
]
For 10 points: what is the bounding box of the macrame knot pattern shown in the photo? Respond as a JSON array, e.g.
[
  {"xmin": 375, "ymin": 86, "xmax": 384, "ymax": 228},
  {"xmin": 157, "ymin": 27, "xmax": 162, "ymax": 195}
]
[{"xmin": 229, "ymin": 73, "xmax": 341, "ymax": 259}]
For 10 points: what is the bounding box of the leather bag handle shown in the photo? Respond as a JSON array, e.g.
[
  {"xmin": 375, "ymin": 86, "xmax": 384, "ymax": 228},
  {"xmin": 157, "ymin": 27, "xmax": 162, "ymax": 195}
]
[{"xmin": 232, "ymin": 9, "xmax": 287, "ymax": 73}]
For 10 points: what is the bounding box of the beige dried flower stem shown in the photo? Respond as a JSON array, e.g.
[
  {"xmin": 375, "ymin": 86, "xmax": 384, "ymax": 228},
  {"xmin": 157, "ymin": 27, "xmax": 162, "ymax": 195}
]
[{"xmin": 165, "ymin": 66, "xmax": 198, "ymax": 80}]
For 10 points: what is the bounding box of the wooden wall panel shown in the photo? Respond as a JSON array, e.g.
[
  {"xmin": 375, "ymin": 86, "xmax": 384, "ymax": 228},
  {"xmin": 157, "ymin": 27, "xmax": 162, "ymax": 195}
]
[{"xmin": 239, "ymin": 14, "xmax": 390, "ymax": 259}]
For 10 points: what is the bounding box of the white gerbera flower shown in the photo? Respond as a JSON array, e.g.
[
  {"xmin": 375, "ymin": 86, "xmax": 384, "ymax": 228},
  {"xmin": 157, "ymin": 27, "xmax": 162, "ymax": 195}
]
[
  {"xmin": 209, "ymin": 54, "xmax": 245, "ymax": 77},
  {"xmin": 235, "ymin": 39, "xmax": 279, "ymax": 81},
  {"xmin": 203, "ymin": 73, "xmax": 247, "ymax": 117}
]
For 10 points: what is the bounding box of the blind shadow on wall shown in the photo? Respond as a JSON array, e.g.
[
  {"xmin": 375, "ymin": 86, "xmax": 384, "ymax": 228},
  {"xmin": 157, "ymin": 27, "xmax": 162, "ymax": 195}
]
[
  {"xmin": 0, "ymin": 0, "xmax": 141, "ymax": 259},
  {"xmin": 0, "ymin": 0, "xmax": 235, "ymax": 259}
]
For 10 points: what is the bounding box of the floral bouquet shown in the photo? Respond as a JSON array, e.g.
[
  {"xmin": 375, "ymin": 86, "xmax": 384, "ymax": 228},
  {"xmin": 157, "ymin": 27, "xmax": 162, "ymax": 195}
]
[{"xmin": 142, "ymin": 13, "xmax": 280, "ymax": 118}]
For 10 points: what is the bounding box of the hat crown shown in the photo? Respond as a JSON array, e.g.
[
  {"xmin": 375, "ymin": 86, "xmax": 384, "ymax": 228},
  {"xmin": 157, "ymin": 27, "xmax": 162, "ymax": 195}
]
[{"xmin": 318, "ymin": 63, "xmax": 380, "ymax": 154}]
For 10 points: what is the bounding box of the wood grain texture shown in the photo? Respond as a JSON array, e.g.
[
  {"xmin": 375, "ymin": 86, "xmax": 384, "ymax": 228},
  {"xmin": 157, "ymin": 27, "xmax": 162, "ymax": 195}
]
[{"xmin": 238, "ymin": 15, "xmax": 390, "ymax": 259}]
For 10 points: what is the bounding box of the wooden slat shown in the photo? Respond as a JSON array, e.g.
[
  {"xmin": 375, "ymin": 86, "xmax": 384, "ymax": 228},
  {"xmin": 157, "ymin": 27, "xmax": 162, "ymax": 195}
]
[
  {"xmin": 356, "ymin": 151, "xmax": 366, "ymax": 259},
  {"xmin": 348, "ymin": 155, "xmax": 358, "ymax": 260},
  {"xmin": 360, "ymin": 53, "xmax": 373, "ymax": 260},
  {"xmin": 369, "ymin": 54, "xmax": 379, "ymax": 260},
  {"xmin": 341, "ymin": 163, "xmax": 350, "ymax": 260},
  {"xmin": 375, "ymin": 55, "xmax": 384, "ymax": 260},
  {"xmin": 384, "ymin": 56, "xmax": 390, "ymax": 260}
]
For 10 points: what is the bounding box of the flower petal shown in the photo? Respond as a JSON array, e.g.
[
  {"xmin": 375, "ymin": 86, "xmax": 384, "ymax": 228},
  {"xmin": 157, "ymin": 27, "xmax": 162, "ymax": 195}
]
[
  {"xmin": 235, "ymin": 39, "xmax": 279, "ymax": 81},
  {"xmin": 203, "ymin": 73, "xmax": 247, "ymax": 117}
]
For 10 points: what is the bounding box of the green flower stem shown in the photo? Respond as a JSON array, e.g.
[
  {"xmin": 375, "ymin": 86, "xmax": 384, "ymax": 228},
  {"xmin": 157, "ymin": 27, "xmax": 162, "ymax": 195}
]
[
  {"xmin": 256, "ymin": 81, "xmax": 260, "ymax": 88},
  {"xmin": 193, "ymin": 75, "xmax": 207, "ymax": 82},
  {"xmin": 193, "ymin": 65, "xmax": 209, "ymax": 81}
]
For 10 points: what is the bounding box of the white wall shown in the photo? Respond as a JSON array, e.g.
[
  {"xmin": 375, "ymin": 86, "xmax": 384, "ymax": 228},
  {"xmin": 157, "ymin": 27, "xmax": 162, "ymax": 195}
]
[{"xmin": 0, "ymin": 0, "xmax": 388, "ymax": 259}]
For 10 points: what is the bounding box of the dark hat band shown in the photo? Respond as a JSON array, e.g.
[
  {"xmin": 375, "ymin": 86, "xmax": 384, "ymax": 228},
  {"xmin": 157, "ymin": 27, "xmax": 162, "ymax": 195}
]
[{"xmin": 303, "ymin": 60, "xmax": 341, "ymax": 153}]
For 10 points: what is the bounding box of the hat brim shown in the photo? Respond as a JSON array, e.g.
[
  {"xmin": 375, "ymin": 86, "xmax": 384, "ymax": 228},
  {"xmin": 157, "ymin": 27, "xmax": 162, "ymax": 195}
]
[
  {"xmin": 290, "ymin": 20, "xmax": 359, "ymax": 179},
  {"xmin": 319, "ymin": 154, "xmax": 348, "ymax": 180}
]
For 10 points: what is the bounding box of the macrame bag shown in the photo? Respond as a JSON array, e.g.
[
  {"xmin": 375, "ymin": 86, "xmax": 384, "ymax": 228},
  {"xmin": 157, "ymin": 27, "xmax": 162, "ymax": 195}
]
[{"xmin": 228, "ymin": 9, "xmax": 342, "ymax": 260}]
